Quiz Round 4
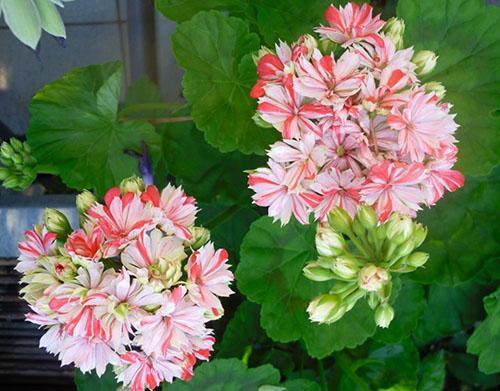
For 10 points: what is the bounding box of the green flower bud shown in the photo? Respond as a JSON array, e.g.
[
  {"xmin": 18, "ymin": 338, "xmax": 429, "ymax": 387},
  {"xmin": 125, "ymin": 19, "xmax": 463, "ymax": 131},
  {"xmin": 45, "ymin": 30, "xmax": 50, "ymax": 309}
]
[
  {"xmin": 76, "ymin": 190, "xmax": 97, "ymax": 214},
  {"xmin": 382, "ymin": 17, "xmax": 405, "ymax": 49},
  {"xmin": 315, "ymin": 224, "xmax": 346, "ymax": 257},
  {"xmin": 386, "ymin": 214, "xmax": 414, "ymax": 245},
  {"xmin": 186, "ymin": 226, "xmax": 210, "ymax": 250},
  {"xmin": 391, "ymin": 238, "xmax": 416, "ymax": 262},
  {"xmin": 412, "ymin": 223, "xmax": 427, "ymax": 248},
  {"xmin": 303, "ymin": 262, "xmax": 336, "ymax": 282},
  {"xmin": 0, "ymin": 142, "xmax": 15, "ymax": 159},
  {"xmin": 356, "ymin": 204, "xmax": 377, "ymax": 230},
  {"xmin": 329, "ymin": 281, "xmax": 357, "ymax": 295},
  {"xmin": 331, "ymin": 255, "xmax": 360, "ymax": 280},
  {"xmin": 0, "ymin": 167, "xmax": 9, "ymax": 180},
  {"xmin": 367, "ymin": 292, "xmax": 380, "ymax": 310},
  {"xmin": 424, "ymin": 81, "xmax": 446, "ymax": 100},
  {"xmin": 44, "ymin": 208, "xmax": 72, "ymax": 239},
  {"xmin": 328, "ymin": 207, "xmax": 352, "ymax": 234},
  {"xmin": 120, "ymin": 175, "xmax": 145, "ymax": 195},
  {"xmin": 358, "ymin": 264, "xmax": 390, "ymax": 292},
  {"xmin": 375, "ymin": 303, "xmax": 395, "ymax": 328},
  {"xmin": 406, "ymin": 251, "xmax": 429, "ymax": 268},
  {"xmin": 318, "ymin": 39, "xmax": 337, "ymax": 55},
  {"xmin": 252, "ymin": 113, "xmax": 274, "ymax": 128},
  {"xmin": 412, "ymin": 50, "xmax": 438, "ymax": 76},
  {"xmin": 307, "ymin": 294, "xmax": 346, "ymax": 324},
  {"xmin": 9, "ymin": 138, "xmax": 24, "ymax": 153},
  {"xmin": 3, "ymin": 175, "xmax": 20, "ymax": 189}
]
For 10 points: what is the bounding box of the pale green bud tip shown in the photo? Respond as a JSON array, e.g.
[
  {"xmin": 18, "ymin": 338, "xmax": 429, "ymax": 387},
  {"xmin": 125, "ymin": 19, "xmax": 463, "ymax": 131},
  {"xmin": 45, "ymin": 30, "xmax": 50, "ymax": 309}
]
[
  {"xmin": 424, "ymin": 81, "xmax": 446, "ymax": 100},
  {"xmin": 386, "ymin": 214, "xmax": 414, "ymax": 245},
  {"xmin": 44, "ymin": 208, "xmax": 72, "ymax": 238},
  {"xmin": 331, "ymin": 256, "xmax": 360, "ymax": 280},
  {"xmin": 412, "ymin": 50, "xmax": 438, "ymax": 76},
  {"xmin": 412, "ymin": 223, "xmax": 428, "ymax": 248},
  {"xmin": 375, "ymin": 304, "xmax": 395, "ymax": 328},
  {"xmin": 303, "ymin": 262, "xmax": 335, "ymax": 282},
  {"xmin": 318, "ymin": 39, "xmax": 337, "ymax": 54},
  {"xmin": 252, "ymin": 113, "xmax": 273, "ymax": 129},
  {"xmin": 382, "ymin": 17, "xmax": 405, "ymax": 49},
  {"xmin": 315, "ymin": 224, "xmax": 346, "ymax": 257},
  {"xmin": 119, "ymin": 176, "xmax": 145, "ymax": 195},
  {"xmin": 358, "ymin": 264, "xmax": 390, "ymax": 292},
  {"xmin": 76, "ymin": 190, "xmax": 97, "ymax": 214},
  {"xmin": 356, "ymin": 204, "xmax": 377, "ymax": 230},
  {"xmin": 307, "ymin": 294, "xmax": 346, "ymax": 324},
  {"xmin": 186, "ymin": 226, "xmax": 211, "ymax": 250},
  {"xmin": 252, "ymin": 46, "xmax": 274, "ymax": 64},
  {"xmin": 407, "ymin": 251, "xmax": 429, "ymax": 268},
  {"xmin": 327, "ymin": 208, "xmax": 352, "ymax": 234}
]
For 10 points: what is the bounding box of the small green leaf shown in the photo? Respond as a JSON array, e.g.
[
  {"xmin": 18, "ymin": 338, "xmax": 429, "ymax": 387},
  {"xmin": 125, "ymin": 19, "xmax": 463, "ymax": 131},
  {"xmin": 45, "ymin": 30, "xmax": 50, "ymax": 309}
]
[
  {"xmin": 27, "ymin": 62, "xmax": 160, "ymax": 195},
  {"xmin": 35, "ymin": 0, "xmax": 66, "ymax": 38},
  {"xmin": 397, "ymin": 0, "xmax": 500, "ymax": 176},
  {"xmin": 282, "ymin": 378, "xmax": 321, "ymax": 391},
  {"xmin": 417, "ymin": 351, "xmax": 446, "ymax": 391},
  {"xmin": 155, "ymin": 0, "xmax": 252, "ymax": 22},
  {"xmin": 74, "ymin": 367, "xmax": 118, "ymax": 391},
  {"xmin": 168, "ymin": 358, "xmax": 280, "ymax": 390},
  {"xmin": 374, "ymin": 279, "xmax": 427, "ymax": 344},
  {"xmin": 172, "ymin": 10, "xmax": 278, "ymax": 154},
  {"xmin": 2, "ymin": 0, "xmax": 42, "ymax": 49},
  {"xmin": 467, "ymin": 287, "xmax": 500, "ymax": 375},
  {"xmin": 237, "ymin": 216, "xmax": 376, "ymax": 358}
]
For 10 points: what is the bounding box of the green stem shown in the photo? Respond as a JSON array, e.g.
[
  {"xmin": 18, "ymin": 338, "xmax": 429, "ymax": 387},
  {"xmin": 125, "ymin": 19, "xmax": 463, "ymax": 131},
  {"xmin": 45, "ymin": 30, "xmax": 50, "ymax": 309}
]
[
  {"xmin": 346, "ymin": 229, "xmax": 372, "ymax": 259},
  {"xmin": 241, "ymin": 345, "xmax": 252, "ymax": 365},
  {"xmin": 317, "ymin": 359, "xmax": 328, "ymax": 391}
]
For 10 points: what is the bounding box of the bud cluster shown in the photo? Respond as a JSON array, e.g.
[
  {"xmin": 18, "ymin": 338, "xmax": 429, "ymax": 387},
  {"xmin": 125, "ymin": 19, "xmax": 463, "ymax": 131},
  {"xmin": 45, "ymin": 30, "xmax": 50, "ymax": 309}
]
[
  {"xmin": 0, "ymin": 138, "xmax": 37, "ymax": 191},
  {"xmin": 16, "ymin": 177, "xmax": 233, "ymax": 390},
  {"xmin": 305, "ymin": 206, "xmax": 428, "ymax": 328}
]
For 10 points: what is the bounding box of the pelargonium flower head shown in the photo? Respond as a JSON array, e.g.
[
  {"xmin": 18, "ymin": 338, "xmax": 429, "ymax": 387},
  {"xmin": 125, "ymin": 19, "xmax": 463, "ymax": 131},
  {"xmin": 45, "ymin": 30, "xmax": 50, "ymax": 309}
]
[
  {"xmin": 16, "ymin": 179, "xmax": 233, "ymax": 390},
  {"xmin": 248, "ymin": 2, "xmax": 463, "ymax": 224}
]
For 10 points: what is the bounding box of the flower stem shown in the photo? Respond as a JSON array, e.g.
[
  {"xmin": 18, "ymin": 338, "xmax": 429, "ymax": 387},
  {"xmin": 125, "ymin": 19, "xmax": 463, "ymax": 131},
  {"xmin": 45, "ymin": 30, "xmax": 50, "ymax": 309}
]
[{"xmin": 317, "ymin": 359, "xmax": 328, "ymax": 391}]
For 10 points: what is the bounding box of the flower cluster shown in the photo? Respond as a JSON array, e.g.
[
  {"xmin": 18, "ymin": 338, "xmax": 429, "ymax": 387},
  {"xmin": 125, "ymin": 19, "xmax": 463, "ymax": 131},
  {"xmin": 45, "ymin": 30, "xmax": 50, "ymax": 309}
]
[
  {"xmin": 248, "ymin": 2, "xmax": 464, "ymax": 225},
  {"xmin": 16, "ymin": 177, "xmax": 233, "ymax": 391},
  {"xmin": 304, "ymin": 206, "xmax": 428, "ymax": 327}
]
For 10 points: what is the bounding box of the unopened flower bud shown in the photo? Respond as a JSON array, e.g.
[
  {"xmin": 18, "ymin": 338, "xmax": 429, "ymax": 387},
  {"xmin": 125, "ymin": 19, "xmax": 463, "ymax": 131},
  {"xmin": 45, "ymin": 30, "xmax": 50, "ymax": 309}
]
[
  {"xmin": 358, "ymin": 264, "xmax": 390, "ymax": 292},
  {"xmin": 0, "ymin": 142, "xmax": 15, "ymax": 159},
  {"xmin": 328, "ymin": 208, "xmax": 352, "ymax": 235},
  {"xmin": 367, "ymin": 292, "xmax": 379, "ymax": 309},
  {"xmin": 44, "ymin": 208, "xmax": 72, "ymax": 239},
  {"xmin": 303, "ymin": 262, "xmax": 336, "ymax": 282},
  {"xmin": 406, "ymin": 251, "xmax": 429, "ymax": 268},
  {"xmin": 391, "ymin": 238, "xmax": 416, "ymax": 261},
  {"xmin": 307, "ymin": 294, "xmax": 346, "ymax": 324},
  {"xmin": 382, "ymin": 17, "xmax": 405, "ymax": 49},
  {"xmin": 412, "ymin": 223, "xmax": 427, "ymax": 248},
  {"xmin": 252, "ymin": 113, "xmax": 274, "ymax": 128},
  {"xmin": 386, "ymin": 214, "xmax": 414, "ymax": 245},
  {"xmin": 375, "ymin": 303, "xmax": 394, "ymax": 328},
  {"xmin": 76, "ymin": 190, "xmax": 97, "ymax": 214},
  {"xmin": 120, "ymin": 176, "xmax": 144, "ymax": 195},
  {"xmin": 315, "ymin": 224, "xmax": 346, "ymax": 257},
  {"xmin": 295, "ymin": 34, "xmax": 318, "ymax": 57},
  {"xmin": 318, "ymin": 39, "xmax": 337, "ymax": 55},
  {"xmin": 186, "ymin": 226, "xmax": 210, "ymax": 250},
  {"xmin": 331, "ymin": 256, "xmax": 360, "ymax": 280},
  {"xmin": 424, "ymin": 81, "xmax": 446, "ymax": 100},
  {"xmin": 356, "ymin": 204, "xmax": 377, "ymax": 230},
  {"xmin": 412, "ymin": 50, "xmax": 438, "ymax": 76},
  {"xmin": 329, "ymin": 281, "xmax": 356, "ymax": 295}
]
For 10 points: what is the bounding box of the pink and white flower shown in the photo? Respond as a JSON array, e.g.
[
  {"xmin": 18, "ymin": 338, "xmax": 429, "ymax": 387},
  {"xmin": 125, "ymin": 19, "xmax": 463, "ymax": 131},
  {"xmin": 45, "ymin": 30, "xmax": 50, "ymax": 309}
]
[
  {"xmin": 65, "ymin": 224, "xmax": 104, "ymax": 262},
  {"xmin": 16, "ymin": 226, "xmax": 57, "ymax": 273}
]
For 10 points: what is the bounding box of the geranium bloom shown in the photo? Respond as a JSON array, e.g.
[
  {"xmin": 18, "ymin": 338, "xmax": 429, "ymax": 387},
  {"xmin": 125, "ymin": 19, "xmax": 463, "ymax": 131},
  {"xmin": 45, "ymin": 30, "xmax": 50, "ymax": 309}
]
[
  {"xmin": 88, "ymin": 188, "xmax": 154, "ymax": 257},
  {"xmin": 141, "ymin": 184, "xmax": 197, "ymax": 240},
  {"xmin": 186, "ymin": 243, "xmax": 234, "ymax": 316},
  {"xmin": 16, "ymin": 226, "xmax": 57, "ymax": 273},
  {"xmin": 315, "ymin": 2, "xmax": 384, "ymax": 46},
  {"xmin": 361, "ymin": 161, "xmax": 427, "ymax": 221},
  {"xmin": 248, "ymin": 2, "xmax": 463, "ymax": 224},
  {"xmin": 258, "ymin": 76, "xmax": 330, "ymax": 138},
  {"xmin": 17, "ymin": 179, "xmax": 233, "ymax": 390}
]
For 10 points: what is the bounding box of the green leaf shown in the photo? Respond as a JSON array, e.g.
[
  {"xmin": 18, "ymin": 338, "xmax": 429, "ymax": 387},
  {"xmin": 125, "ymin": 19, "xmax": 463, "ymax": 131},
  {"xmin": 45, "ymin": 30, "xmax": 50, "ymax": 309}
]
[
  {"xmin": 217, "ymin": 300, "xmax": 266, "ymax": 359},
  {"xmin": 2, "ymin": 0, "xmax": 42, "ymax": 49},
  {"xmin": 411, "ymin": 167, "xmax": 500, "ymax": 285},
  {"xmin": 254, "ymin": 0, "xmax": 329, "ymax": 45},
  {"xmin": 282, "ymin": 378, "xmax": 321, "ymax": 391},
  {"xmin": 397, "ymin": 0, "xmax": 500, "ymax": 176},
  {"xmin": 120, "ymin": 76, "xmax": 171, "ymax": 120},
  {"xmin": 374, "ymin": 279, "xmax": 427, "ymax": 344},
  {"xmin": 160, "ymin": 121, "xmax": 265, "ymax": 205},
  {"xmin": 168, "ymin": 358, "xmax": 280, "ymax": 390},
  {"xmin": 237, "ymin": 216, "xmax": 376, "ymax": 358},
  {"xmin": 467, "ymin": 287, "xmax": 500, "ymax": 375},
  {"xmin": 35, "ymin": 0, "xmax": 65, "ymax": 38},
  {"xmin": 414, "ymin": 281, "xmax": 491, "ymax": 345},
  {"xmin": 155, "ymin": 0, "xmax": 252, "ymax": 22},
  {"xmin": 448, "ymin": 352, "xmax": 500, "ymax": 389},
  {"xmin": 74, "ymin": 367, "xmax": 118, "ymax": 391},
  {"xmin": 417, "ymin": 351, "xmax": 446, "ymax": 391},
  {"xmin": 171, "ymin": 10, "xmax": 278, "ymax": 154},
  {"xmin": 27, "ymin": 62, "xmax": 160, "ymax": 195}
]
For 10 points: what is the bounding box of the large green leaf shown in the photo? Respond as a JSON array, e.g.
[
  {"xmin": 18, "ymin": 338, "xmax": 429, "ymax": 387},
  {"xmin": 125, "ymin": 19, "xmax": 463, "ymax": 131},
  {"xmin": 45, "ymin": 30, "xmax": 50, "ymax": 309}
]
[
  {"xmin": 237, "ymin": 216, "xmax": 376, "ymax": 358},
  {"xmin": 171, "ymin": 10, "xmax": 278, "ymax": 154},
  {"xmin": 155, "ymin": 0, "xmax": 253, "ymax": 22},
  {"xmin": 160, "ymin": 121, "xmax": 265, "ymax": 205},
  {"xmin": 27, "ymin": 62, "xmax": 160, "ymax": 195},
  {"xmin": 411, "ymin": 167, "xmax": 500, "ymax": 285},
  {"xmin": 417, "ymin": 351, "xmax": 446, "ymax": 391},
  {"xmin": 373, "ymin": 279, "xmax": 427, "ymax": 344},
  {"xmin": 74, "ymin": 367, "xmax": 118, "ymax": 391},
  {"xmin": 282, "ymin": 379, "xmax": 321, "ymax": 391},
  {"xmin": 467, "ymin": 287, "xmax": 500, "ymax": 375},
  {"xmin": 414, "ymin": 282, "xmax": 492, "ymax": 345},
  {"xmin": 169, "ymin": 358, "xmax": 280, "ymax": 390},
  {"xmin": 397, "ymin": 0, "xmax": 500, "ymax": 176},
  {"xmin": 448, "ymin": 352, "xmax": 500, "ymax": 389}
]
